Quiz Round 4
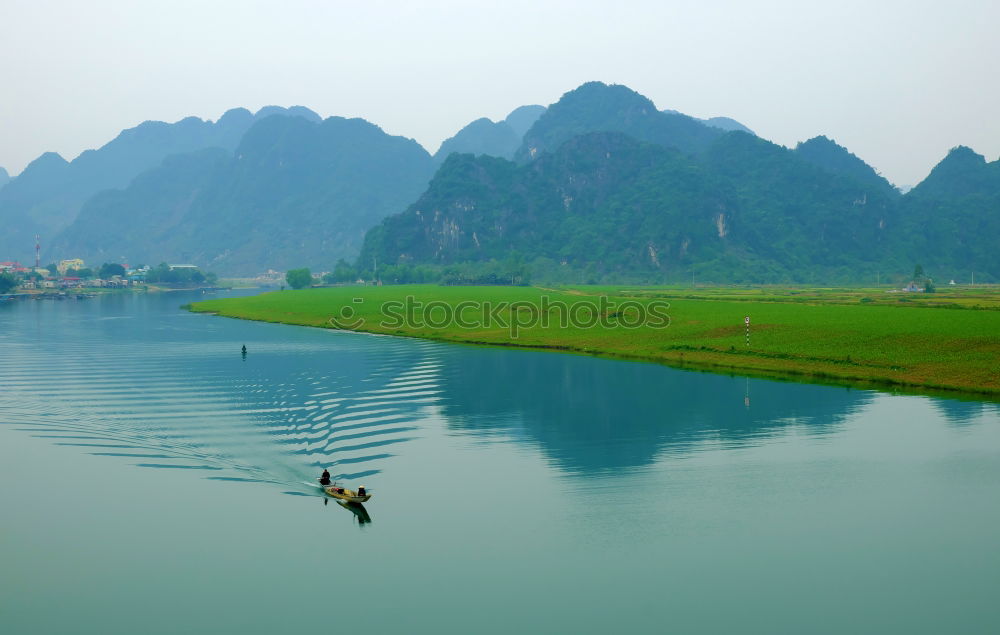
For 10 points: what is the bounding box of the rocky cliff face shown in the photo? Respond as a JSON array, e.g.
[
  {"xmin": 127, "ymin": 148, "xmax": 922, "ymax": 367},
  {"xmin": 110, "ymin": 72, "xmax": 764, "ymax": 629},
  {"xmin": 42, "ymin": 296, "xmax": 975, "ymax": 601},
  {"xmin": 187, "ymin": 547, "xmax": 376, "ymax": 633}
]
[{"xmin": 363, "ymin": 123, "xmax": 908, "ymax": 283}]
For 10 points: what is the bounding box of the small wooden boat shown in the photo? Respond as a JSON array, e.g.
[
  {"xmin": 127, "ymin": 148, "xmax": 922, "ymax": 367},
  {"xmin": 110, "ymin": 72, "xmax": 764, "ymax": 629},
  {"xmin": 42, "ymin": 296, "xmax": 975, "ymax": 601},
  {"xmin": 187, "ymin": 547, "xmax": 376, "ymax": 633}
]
[{"xmin": 318, "ymin": 480, "xmax": 371, "ymax": 503}]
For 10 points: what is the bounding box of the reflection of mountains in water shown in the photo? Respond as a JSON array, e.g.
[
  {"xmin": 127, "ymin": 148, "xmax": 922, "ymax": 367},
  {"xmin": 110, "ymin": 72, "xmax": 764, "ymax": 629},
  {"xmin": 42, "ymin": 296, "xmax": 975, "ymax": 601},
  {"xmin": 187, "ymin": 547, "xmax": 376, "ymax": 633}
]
[
  {"xmin": 932, "ymin": 398, "xmax": 1000, "ymax": 427},
  {"xmin": 437, "ymin": 349, "xmax": 874, "ymax": 475}
]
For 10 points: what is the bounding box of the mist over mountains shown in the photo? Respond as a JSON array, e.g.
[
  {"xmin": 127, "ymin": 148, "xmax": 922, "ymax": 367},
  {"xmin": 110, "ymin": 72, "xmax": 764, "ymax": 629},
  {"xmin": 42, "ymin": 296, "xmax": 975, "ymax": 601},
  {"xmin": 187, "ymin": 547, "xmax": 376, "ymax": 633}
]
[
  {"xmin": 51, "ymin": 115, "xmax": 434, "ymax": 273},
  {"xmin": 515, "ymin": 82, "xmax": 726, "ymax": 163},
  {"xmin": 366, "ymin": 83, "xmax": 999, "ymax": 284},
  {"xmin": 433, "ymin": 105, "xmax": 546, "ymax": 163},
  {"xmin": 362, "ymin": 129, "xmax": 901, "ymax": 283},
  {"xmin": 2, "ymin": 81, "xmax": 997, "ymax": 282},
  {"xmin": 0, "ymin": 106, "xmax": 321, "ymax": 263}
]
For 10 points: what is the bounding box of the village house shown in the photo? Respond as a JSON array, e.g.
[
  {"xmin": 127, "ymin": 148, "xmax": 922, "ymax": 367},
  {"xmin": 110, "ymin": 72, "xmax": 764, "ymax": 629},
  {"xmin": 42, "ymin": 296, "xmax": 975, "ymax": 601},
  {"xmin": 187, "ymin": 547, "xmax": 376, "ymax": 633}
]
[{"xmin": 57, "ymin": 258, "xmax": 85, "ymax": 275}]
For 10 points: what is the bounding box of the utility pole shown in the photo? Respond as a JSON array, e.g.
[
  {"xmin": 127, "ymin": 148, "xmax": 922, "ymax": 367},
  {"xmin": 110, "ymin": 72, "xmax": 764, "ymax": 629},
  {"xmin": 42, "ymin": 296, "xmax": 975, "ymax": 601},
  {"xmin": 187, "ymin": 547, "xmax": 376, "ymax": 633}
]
[{"xmin": 35, "ymin": 235, "xmax": 40, "ymax": 269}]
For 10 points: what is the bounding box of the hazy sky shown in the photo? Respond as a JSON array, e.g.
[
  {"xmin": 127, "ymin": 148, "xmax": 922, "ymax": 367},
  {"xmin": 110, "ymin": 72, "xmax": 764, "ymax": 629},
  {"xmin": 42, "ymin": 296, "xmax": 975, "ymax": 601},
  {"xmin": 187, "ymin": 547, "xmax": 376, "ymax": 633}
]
[{"xmin": 2, "ymin": 0, "xmax": 998, "ymax": 186}]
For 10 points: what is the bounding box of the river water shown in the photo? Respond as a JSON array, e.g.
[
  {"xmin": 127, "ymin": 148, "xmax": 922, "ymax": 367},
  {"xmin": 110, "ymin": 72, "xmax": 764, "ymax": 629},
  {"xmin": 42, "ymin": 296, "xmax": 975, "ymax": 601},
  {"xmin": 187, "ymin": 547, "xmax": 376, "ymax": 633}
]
[{"xmin": 1, "ymin": 291, "xmax": 998, "ymax": 634}]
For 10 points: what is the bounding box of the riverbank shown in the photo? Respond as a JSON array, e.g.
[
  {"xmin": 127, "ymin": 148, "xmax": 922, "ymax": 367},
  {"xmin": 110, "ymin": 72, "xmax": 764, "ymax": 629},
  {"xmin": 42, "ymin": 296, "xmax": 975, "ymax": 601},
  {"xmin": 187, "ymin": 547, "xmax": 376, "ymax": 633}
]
[{"xmin": 188, "ymin": 285, "xmax": 1000, "ymax": 397}]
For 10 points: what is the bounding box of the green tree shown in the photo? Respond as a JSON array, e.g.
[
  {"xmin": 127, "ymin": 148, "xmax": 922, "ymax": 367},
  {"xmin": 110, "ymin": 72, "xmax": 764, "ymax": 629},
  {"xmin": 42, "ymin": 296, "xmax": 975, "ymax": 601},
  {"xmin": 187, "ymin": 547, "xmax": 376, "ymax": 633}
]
[
  {"xmin": 323, "ymin": 259, "xmax": 357, "ymax": 284},
  {"xmin": 286, "ymin": 268, "xmax": 312, "ymax": 289},
  {"xmin": 0, "ymin": 272, "xmax": 17, "ymax": 294},
  {"xmin": 141, "ymin": 263, "xmax": 213, "ymax": 286},
  {"xmin": 145, "ymin": 263, "xmax": 170, "ymax": 283},
  {"xmin": 913, "ymin": 264, "xmax": 924, "ymax": 281},
  {"xmin": 99, "ymin": 262, "xmax": 126, "ymax": 278},
  {"xmin": 45, "ymin": 263, "xmax": 58, "ymax": 275}
]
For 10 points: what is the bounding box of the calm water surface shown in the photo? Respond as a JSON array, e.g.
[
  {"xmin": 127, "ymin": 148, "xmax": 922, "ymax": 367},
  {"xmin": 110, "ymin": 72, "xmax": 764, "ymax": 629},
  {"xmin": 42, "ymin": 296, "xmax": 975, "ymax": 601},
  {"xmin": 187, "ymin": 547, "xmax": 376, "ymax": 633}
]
[{"xmin": 1, "ymin": 291, "xmax": 998, "ymax": 634}]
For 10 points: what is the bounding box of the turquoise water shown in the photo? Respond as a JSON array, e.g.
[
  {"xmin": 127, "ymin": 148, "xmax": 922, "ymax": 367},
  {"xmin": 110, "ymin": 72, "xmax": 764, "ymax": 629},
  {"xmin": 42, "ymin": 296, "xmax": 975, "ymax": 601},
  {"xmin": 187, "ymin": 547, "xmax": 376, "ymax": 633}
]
[{"xmin": 1, "ymin": 291, "xmax": 999, "ymax": 634}]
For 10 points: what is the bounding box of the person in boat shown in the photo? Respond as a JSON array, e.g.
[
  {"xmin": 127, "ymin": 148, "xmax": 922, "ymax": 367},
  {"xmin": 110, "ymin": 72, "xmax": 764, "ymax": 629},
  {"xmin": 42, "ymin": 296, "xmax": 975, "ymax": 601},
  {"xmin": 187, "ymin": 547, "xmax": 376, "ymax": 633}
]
[
  {"xmin": 241, "ymin": 344, "xmax": 247, "ymax": 354},
  {"xmin": 319, "ymin": 468, "xmax": 331, "ymax": 486},
  {"xmin": 357, "ymin": 486, "xmax": 366, "ymax": 496}
]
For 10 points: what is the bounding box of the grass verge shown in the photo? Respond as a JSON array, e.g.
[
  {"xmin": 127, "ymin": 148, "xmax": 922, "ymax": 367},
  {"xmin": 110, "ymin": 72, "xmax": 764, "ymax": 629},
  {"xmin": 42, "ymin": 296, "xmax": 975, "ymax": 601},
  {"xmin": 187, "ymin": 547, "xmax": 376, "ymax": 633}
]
[{"xmin": 189, "ymin": 285, "xmax": 1000, "ymax": 397}]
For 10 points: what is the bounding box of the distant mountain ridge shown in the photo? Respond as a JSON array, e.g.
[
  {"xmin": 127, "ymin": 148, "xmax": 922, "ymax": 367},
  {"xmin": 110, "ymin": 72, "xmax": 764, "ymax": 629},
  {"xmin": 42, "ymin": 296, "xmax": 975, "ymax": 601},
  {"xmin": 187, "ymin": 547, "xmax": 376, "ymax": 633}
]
[
  {"xmin": 0, "ymin": 106, "xmax": 320, "ymax": 262},
  {"xmin": 701, "ymin": 116, "xmax": 754, "ymax": 134},
  {"xmin": 51, "ymin": 115, "xmax": 435, "ymax": 274},
  {"xmin": 906, "ymin": 146, "xmax": 999, "ymax": 200},
  {"xmin": 361, "ymin": 82, "xmax": 999, "ymax": 283},
  {"xmin": 0, "ymin": 167, "xmax": 9, "ymax": 190},
  {"xmin": 4, "ymin": 80, "xmax": 996, "ymax": 282},
  {"xmin": 361, "ymin": 129, "xmax": 901, "ymax": 283},
  {"xmin": 794, "ymin": 135, "xmax": 897, "ymax": 196},
  {"xmin": 892, "ymin": 146, "xmax": 1000, "ymax": 280},
  {"xmin": 504, "ymin": 105, "xmax": 548, "ymax": 138},
  {"xmin": 434, "ymin": 105, "xmax": 546, "ymax": 162},
  {"xmin": 663, "ymin": 110, "xmax": 754, "ymax": 135},
  {"xmin": 5, "ymin": 84, "xmax": 765, "ymax": 274},
  {"xmin": 514, "ymin": 82, "xmax": 727, "ymax": 163}
]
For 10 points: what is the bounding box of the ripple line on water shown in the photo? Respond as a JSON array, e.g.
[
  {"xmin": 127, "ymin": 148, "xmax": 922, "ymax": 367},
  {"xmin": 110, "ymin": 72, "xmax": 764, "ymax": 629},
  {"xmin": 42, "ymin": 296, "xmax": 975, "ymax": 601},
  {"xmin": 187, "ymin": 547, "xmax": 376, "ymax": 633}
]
[{"xmin": 134, "ymin": 463, "xmax": 224, "ymax": 470}]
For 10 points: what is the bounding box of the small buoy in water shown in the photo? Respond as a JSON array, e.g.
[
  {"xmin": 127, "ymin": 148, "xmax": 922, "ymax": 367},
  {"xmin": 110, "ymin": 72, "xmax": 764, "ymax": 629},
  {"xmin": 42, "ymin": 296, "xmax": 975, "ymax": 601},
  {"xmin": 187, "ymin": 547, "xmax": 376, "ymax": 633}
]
[{"xmin": 241, "ymin": 345, "xmax": 247, "ymax": 354}]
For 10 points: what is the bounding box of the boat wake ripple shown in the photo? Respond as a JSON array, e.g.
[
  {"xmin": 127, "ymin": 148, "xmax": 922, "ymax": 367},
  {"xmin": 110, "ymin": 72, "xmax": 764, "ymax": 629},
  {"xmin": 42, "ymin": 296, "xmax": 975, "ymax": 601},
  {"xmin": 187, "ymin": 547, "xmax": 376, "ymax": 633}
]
[{"xmin": 0, "ymin": 301, "xmax": 443, "ymax": 494}]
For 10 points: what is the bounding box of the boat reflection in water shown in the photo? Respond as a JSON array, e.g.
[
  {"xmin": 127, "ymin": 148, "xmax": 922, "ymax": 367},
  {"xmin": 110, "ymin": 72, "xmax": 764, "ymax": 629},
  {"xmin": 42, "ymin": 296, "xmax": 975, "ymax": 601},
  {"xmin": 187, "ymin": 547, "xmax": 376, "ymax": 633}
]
[{"xmin": 324, "ymin": 498, "xmax": 372, "ymax": 525}]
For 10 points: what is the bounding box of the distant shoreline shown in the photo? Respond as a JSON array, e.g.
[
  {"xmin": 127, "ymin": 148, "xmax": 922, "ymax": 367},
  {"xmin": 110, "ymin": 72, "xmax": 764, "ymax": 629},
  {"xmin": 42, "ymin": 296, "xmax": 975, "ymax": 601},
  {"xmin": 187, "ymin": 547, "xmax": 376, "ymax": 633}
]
[
  {"xmin": 8, "ymin": 285, "xmax": 237, "ymax": 296},
  {"xmin": 188, "ymin": 285, "xmax": 1000, "ymax": 399}
]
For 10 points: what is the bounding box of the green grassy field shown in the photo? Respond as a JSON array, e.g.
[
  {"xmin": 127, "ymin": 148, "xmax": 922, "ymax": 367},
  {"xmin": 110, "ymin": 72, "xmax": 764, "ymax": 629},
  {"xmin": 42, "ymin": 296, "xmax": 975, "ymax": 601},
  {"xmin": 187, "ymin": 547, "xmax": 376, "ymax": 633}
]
[{"xmin": 189, "ymin": 285, "xmax": 1000, "ymax": 396}]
